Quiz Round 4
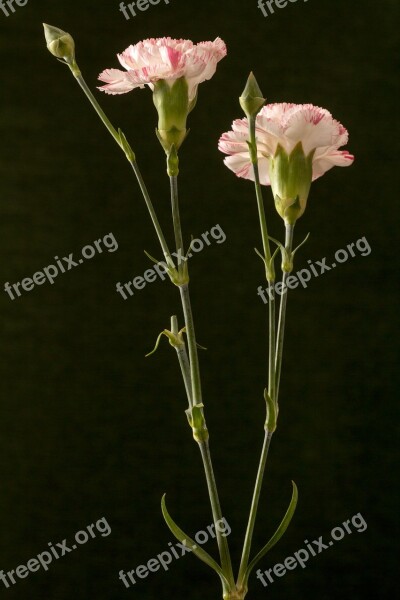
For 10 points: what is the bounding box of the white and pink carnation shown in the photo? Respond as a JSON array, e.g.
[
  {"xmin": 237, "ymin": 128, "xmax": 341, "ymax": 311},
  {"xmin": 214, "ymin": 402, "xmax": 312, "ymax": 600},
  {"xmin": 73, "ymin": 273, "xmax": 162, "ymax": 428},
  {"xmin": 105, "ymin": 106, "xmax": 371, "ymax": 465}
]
[
  {"xmin": 98, "ymin": 36, "xmax": 227, "ymax": 100},
  {"xmin": 218, "ymin": 103, "xmax": 354, "ymax": 183}
]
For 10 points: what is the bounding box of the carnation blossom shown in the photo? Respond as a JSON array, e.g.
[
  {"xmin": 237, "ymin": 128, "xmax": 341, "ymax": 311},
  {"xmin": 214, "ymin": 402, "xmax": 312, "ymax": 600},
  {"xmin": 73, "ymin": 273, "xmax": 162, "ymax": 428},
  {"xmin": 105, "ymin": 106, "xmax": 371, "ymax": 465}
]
[
  {"xmin": 98, "ymin": 36, "xmax": 227, "ymax": 100},
  {"xmin": 218, "ymin": 103, "xmax": 354, "ymax": 184}
]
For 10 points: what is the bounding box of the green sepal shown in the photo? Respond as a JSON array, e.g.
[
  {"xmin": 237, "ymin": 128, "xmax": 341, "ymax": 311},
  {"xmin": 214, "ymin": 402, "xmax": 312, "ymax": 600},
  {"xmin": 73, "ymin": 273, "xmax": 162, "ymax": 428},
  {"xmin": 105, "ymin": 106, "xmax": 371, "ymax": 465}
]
[
  {"xmin": 266, "ymin": 234, "xmax": 293, "ymax": 273},
  {"xmin": 269, "ymin": 143, "xmax": 315, "ymax": 224},
  {"xmin": 167, "ymin": 144, "xmax": 179, "ymax": 177},
  {"xmin": 254, "ymin": 247, "xmax": 278, "ymax": 282},
  {"xmin": 153, "ymin": 77, "xmax": 191, "ymax": 153},
  {"xmin": 240, "ymin": 72, "xmax": 266, "ymax": 119},
  {"xmin": 145, "ymin": 327, "xmax": 186, "ymax": 357},
  {"xmin": 118, "ymin": 128, "xmax": 135, "ymax": 162},
  {"xmin": 161, "ymin": 495, "xmax": 231, "ymax": 594},
  {"xmin": 264, "ymin": 389, "xmax": 277, "ymax": 433},
  {"xmin": 242, "ymin": 481, "xmax": 298, "ymax": 588}
]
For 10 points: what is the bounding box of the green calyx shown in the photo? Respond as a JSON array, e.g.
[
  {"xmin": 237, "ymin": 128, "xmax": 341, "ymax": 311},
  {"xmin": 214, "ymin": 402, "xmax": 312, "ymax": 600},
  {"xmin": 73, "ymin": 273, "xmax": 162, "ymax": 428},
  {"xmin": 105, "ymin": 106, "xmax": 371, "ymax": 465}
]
[
  {"xmin": 268, "ymin": 142, "xmax": 315, "ymax": 224},
  {"xmin": 43, "ymin": 23, "xmax": 75, "ymax": 64},
  {"xmin": 239, "ymin": 72, "xmax": 265, "ymax": 119},
  {"xmin": 153, "ymin": 77, "xmax": 196, "ymax": 153}
]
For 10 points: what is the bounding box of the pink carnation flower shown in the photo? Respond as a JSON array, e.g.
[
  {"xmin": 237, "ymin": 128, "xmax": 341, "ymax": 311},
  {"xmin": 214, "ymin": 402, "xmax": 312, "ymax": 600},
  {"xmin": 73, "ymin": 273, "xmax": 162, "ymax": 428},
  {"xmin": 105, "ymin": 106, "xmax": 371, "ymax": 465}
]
[
  {"xmin": 98, "ymin": 36, "xmax": 227, "ymax": 100},
  {"xmin": 218, "ymin": 103, "xmax": 354, "ymax": 183}
]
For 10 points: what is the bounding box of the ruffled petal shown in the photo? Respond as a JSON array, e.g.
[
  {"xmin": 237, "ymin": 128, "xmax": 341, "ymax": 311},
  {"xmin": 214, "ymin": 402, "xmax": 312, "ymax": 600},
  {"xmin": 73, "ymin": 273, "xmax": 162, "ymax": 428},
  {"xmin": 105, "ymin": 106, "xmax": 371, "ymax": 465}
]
[
  {"xmin": 97, "ymin": 69, "xmax": 140, "ymax": 94},
  {"xmin": 219, "ymin": 102, "xmax": 353, "ymax": 187},
  {"xmin": 312, "ymin": 149, "xmax": 355, "ymax": 179},
  {"xmin": 102, "ymin": 37, "xmax": 226, "ymax": 99}
]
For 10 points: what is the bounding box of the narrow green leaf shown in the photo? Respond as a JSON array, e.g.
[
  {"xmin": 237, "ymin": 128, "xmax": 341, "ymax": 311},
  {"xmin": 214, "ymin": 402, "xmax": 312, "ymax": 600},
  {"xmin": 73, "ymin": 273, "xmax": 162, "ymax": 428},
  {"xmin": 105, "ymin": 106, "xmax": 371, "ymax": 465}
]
[
  {"xmin": 118, "ymin": 128, "xmax": 135, "ymax": 162},
  {"xmin": 292, "ymin": 232, "xmax": 311, "ymax": 257},
  {"xmin": 144, "ymin": 249, "xmax": 162, "ymax": 264},
  {"xmin": 244, "ymin": 481, "xmax": 298, "ymax": 584},
  {"xmin": 161, "ymin": 495, "xmax": 230, "ymax": 591}
]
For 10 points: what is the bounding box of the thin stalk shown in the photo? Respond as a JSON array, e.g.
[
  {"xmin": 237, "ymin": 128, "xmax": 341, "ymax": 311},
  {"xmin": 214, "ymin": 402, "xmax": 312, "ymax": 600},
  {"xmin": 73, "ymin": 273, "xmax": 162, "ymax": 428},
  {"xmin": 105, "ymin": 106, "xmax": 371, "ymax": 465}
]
[
  {"xmin": 170, "ymin": 175, "xmax": 234, "ymax": 588},
  {"xmin": 179, "ymin": 285, "xmax": 234, "ymax": 586},
  {"xmin": 179, "ymin": 284, "xmax": 203, "ymax": 406},
  {"xmin": 69, "ymin": 63, "xmax": 174, "ymax": 268},
  {"xmin": 73, "ymin": 69, "xmax": 121, "ymax": 147},
  {"xmin": 275, "ymin": 222, "xmax": 295, "ymax": 402},
  {"xmin": 237, "ymin": 431, "xmax": 273, "ymax": 587},
  {"xmin": 198, "ymin": 439, "xmax": 235, "ymax": 588},
  {"xmin": 170, "ymin": 316, "xmax": 193, "ymax": 408},
  {"xmin": 176, "ymin": 345, "xmax": 193, "ymax": 408},
  {"xmin": 170, "ymin": 176, "xmax": 185, "ymax": 263},
  {"xmin": 130, "ymin": 162, "xmax": 174, "ymax": 268},
  {"xmin": 249, "ymin": 117, "xmax": 272, "ymax": 267},
  {"xmin": 238, "ymin": 117, "xmax": 276, "ymax": 582}
]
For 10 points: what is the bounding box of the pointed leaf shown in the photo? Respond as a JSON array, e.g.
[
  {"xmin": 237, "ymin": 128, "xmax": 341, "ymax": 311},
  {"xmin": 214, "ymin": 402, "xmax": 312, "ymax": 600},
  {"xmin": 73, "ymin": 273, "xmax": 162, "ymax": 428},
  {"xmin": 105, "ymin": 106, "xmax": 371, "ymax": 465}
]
[
  {"xmin": 161, "ymin": 495, "xmax": 230, "ymax": 591},
  {"xmin": 244, "ymin": 481, "xmax": 298, "ymax": 584},
  {"xmin": 292, "ymin": 232, "xmax": 310, "ymax": 257}
]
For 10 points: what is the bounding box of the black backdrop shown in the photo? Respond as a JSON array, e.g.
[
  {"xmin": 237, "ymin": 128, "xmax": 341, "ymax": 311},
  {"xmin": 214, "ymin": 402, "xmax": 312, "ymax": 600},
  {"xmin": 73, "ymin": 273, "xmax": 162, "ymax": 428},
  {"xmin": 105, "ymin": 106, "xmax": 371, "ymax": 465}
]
[{"xmin": 0, "ymin": 1, "xmax": 398, "ymax": 599}]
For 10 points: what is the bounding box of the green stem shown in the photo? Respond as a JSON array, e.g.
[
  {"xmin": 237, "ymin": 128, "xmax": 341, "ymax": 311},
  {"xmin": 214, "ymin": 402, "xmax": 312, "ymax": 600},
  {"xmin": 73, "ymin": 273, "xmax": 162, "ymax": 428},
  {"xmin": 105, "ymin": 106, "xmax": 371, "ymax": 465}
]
[
  {"xmin": 249, "ymin": 114, "xmax": 276, "ymax": 401},
  {"xmin": 72, "ymin": 64, "xmax": 121, "ymax": 147},
  {"xmin": 130, "ymin": 162, "xmax": 174, "ymax": 268},
  {"xmin": 179, "ymin": 285, "xmax": 233, "ymax": 584},
  {"xmin": 237, "ymin": 116, "xmax": 276, "ymax": 584},
  {"xmin": 275, "ymin": 222, "xmax": 295, "ymax": 403},
  {"xmin": 170, "ymin": 175, "xmax": 234, "ymax": 588},
  {"xmin": 170, "ymin": 176, "xmax": 185, "ymax": 263},
  {"xmin": 69, "ymin": 62, "xmax": 174, "ymax": 269},
  {"xmin": 170, "ymin": 316, "xmax": 193, "ymax": 408},
  {"xmin": 179, "ymin": 284, "xmax": 203, "ymax": 406},
  {"xmin": 237, "ymin": 430, "xmax": 273, "ymax": 587},
  {"xmin": 198, "ymin": 439, "xmax": 235, "ymax": 588},
  {"xmin": 176, "ymin": 344, "xmax": 193, "ymax": 408},
  {"xmin": 249, "ymin": 116, "xmax": 272, "ymax": 270}
]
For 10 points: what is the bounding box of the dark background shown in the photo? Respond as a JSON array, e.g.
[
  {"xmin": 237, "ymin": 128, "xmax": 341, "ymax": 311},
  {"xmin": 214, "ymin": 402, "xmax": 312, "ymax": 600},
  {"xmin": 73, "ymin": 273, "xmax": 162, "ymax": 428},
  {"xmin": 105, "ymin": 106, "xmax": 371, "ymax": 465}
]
[{"xmin": 0, "ymin": 0, "xmax": 398, "ymax": 598}]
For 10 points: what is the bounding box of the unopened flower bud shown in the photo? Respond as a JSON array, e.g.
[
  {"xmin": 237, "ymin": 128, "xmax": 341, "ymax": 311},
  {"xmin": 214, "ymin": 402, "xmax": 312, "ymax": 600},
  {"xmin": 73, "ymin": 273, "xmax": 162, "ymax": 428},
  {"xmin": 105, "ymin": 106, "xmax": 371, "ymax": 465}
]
[
  {"xmin": 239, "ymin": 72, "xmax": 265, "ymax": 119},
  {"xmin": 43, "ymin": 23, "xmax": 75, "ymax": 64}
]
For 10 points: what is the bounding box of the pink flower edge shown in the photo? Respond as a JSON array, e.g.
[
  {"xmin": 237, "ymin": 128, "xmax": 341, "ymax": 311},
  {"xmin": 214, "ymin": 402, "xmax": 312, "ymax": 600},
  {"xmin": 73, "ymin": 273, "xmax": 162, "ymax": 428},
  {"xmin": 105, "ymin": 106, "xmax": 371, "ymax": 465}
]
[
  {"xmin": 98, "ymin": 36, "xmax": 227, "ymax": 100},
  {"xmin": 218, "ymin": 103, "xmax": 355, "ymax": 185}
]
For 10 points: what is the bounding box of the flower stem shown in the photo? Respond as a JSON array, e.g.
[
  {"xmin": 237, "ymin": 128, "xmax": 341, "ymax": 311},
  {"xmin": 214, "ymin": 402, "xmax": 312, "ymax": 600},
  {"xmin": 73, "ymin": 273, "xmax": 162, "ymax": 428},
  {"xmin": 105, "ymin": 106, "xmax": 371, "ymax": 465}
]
[
  {"xmin": 170, "ymin": 175, "xmax": 234, "ymax": 588},
  {"xmin": 73, "ymin": 68, "xmax": 121, "ymax": 146},
  {"xmin": 249, "ymin": 116, "xmax": 273, "ymax": 271},
  {"xmin": 170, "ymin": 315, "xmax": 193, "ymax": 408},
  {"xmin": 130, "ymin": 162, "xmax": 174, "ymax": 268},
  {"xmin": 237, "ymin": 430, "xmax": 273, "ymax": 587},
  {"xmin": 67, "ymin": 62, "xmax": 174, "ymax": 268},
  {"xmin": 237, "ymin": 116, "xmax": 277, "ymax": 583},
  {"xmin": 170, "ymin": 175, "xmax": 185, "ymax": 264},
  {"xmin": 275, "ymin": 222, "xmax": 295, "ymax": 402}
]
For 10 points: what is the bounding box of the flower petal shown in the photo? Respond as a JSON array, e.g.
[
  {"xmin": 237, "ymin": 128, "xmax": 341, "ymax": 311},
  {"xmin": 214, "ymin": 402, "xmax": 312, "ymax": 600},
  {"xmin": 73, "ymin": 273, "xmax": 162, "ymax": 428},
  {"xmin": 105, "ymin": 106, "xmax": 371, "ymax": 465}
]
[
  {"xmin": 97, "ymin": 69, "xmax": 141, "ymax": 94},
  {"xmin": 219, "ymin": 102, "xmax": 354, "ymax": 186}
]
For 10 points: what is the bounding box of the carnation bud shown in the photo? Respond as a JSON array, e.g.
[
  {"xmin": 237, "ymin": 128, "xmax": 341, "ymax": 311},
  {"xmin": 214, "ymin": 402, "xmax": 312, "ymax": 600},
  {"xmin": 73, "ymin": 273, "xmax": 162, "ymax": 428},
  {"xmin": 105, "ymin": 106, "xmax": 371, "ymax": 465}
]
[
  {"xmin": 239, "ymin": 72, "xmax": 265, "ymax": 119},
  {"xmin": 43, "ymin": 23, "xmax": 75, "ymax": 64}
]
